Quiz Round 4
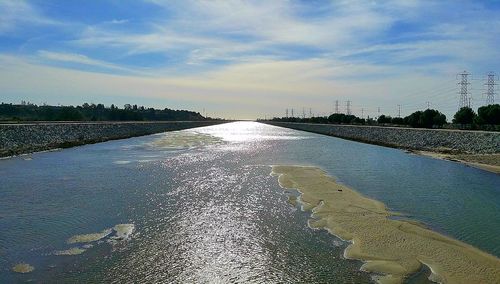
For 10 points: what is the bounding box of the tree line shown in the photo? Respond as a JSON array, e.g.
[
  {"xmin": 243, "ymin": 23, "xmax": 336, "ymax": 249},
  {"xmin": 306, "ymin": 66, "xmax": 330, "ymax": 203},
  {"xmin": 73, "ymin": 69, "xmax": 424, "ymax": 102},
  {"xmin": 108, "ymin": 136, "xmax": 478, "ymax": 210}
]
[
  {"xmin": 0, "ymin": 102, "xmax": 207, "ymax": 121},
  {"xmin": 270, "ymin": 104, "xmax": 500, "ymax": 130}
]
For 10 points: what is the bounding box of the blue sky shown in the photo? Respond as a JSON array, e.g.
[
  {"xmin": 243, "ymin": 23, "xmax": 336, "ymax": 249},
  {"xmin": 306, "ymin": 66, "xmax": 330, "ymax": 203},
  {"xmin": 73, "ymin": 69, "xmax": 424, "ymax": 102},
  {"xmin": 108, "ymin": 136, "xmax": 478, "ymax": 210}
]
[{"xmin": 1, "ymin": 0, "xmax": 499, "ymax": 119}]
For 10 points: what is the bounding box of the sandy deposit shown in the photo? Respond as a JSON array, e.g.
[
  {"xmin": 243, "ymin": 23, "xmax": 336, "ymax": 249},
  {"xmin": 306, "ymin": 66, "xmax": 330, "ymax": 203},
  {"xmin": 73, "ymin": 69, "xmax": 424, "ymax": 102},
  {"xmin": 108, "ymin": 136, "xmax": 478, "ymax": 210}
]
[
  {"xmin": 149, "ymin": 131, "xmax": 223, "ymax": 149},
  {"xmin": 415, "ymin": 151, "xmax": 500, "ymax": 174},
  {"xmin": 272, "ymin": 165, "xmax": 500, "ymax": 284},
  {"xmin": 12, "ymin": 263, "xmax": 34, "ymax": 273}
]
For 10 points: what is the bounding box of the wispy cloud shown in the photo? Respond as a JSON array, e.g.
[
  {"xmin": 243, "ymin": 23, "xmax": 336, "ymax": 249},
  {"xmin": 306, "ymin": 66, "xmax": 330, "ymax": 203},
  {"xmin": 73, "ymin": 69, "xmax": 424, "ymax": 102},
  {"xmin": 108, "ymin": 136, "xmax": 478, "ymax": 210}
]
[
  {"xmin": 0, "ymin": 0, "xmax": 60, "ymax": 34},
  {"xmin": 36, "ymin": 50, "xmax": 138, "ymax": 74},
  {"xmin": 0, "ymin": 0, "xmax": 499, "ymax": 119}
]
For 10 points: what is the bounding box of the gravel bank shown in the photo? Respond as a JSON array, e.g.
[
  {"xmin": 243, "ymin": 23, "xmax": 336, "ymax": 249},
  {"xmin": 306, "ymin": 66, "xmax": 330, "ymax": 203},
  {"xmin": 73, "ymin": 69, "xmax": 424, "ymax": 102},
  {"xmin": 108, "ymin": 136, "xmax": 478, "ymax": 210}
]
[
  {"xmin": 0, "ymin": 121, "xmax": 226, "ymax": 157},
  {"xmin": 264, "ymin": 122, "xmax": 500, "ymax": 154}
]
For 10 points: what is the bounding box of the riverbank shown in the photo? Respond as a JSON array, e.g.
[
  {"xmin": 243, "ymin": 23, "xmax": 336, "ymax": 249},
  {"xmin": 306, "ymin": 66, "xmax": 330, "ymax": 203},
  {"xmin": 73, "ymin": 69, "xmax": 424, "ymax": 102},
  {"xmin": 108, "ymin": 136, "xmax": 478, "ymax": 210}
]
[
  {"xmin": 272, "ymin": 165, "xmax": 500, "ymax": 284},
  {"xmin": 412, "ymin": 151, "xmax": 500, "ymax": 174},
  {"xmin": 0, "ymin": 121, "xmax": 227, "ymax": 157},
  {"xmin": 263, "ymin": 122, "xmax": 500, "ymax": 174}
]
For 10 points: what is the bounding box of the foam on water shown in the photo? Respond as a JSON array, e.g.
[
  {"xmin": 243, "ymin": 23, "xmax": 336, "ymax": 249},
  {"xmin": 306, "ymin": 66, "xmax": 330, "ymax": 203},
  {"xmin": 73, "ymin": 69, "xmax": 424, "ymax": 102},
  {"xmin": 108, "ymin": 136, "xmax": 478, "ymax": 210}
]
[
  {"xmin": 113, "ymin": 160, "xmax": 132, "ymax": 165},
  {"xmin": 111, "ymin": 224, "xmax": 135, "ymax": 241}
]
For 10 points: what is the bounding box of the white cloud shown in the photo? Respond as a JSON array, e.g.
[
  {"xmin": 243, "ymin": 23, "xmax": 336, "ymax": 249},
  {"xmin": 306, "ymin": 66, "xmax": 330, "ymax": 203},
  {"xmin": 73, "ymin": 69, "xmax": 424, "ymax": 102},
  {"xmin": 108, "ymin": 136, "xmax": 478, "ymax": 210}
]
[
  {"xmin": 0, "ymin": 0, "xmax": 59, "ymax": 34},
  {"xmin": 36, "ymin": 50, "xmax": 136, "ymax": 73}
]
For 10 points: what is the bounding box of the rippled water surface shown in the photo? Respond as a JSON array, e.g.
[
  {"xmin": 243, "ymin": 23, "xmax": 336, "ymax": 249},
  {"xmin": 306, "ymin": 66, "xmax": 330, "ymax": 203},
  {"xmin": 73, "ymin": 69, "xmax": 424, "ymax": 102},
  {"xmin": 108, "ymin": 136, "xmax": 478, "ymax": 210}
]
[{"xmin": 1, "ymin": 122, "xmax": 499, "ymax": 283}]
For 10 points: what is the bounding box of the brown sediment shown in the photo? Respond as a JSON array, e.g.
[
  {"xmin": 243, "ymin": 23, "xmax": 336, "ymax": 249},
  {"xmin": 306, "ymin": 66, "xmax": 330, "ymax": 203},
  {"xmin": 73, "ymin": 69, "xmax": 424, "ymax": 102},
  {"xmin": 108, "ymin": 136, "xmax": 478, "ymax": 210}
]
[
  {"xmin": 54, "ymin": 247, "xmax": 86, "ymax": 255},
  {"xmin": 12, "ymin": 263, "xmax": 34, "ymax": 273},
  {"xmin": 272, "ymin": 165, "xmax": 500, "ymax": 284},
  {"xmin": 149, "ymin": 131, "xmax": 223, "ymax": 149},
  {"xmin": 67, "ymin": 229, "xmax": 112, "ymax": 244},
  {"xmin": 415, "ymin": 151, "xmax": 500, "ymax": 174}
]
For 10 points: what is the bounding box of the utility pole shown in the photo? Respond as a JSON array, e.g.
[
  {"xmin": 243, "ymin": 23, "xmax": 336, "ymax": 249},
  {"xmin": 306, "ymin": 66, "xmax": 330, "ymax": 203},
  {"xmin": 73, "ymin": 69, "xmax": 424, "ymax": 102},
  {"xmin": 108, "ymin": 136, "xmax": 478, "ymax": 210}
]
[
  {"xmin": 346, "ymin": 100, "xmax": 351, "ymax": 115},
  {"xmin": 485, "ymin": 72, "xmax": 497, "ymax": 105},
  {"xmin": 397, "ymin": 104, "xmax": 401, "ymax": 118},
  {"xmin": 457, "ymin": 71, "xmax": 471, "ymax": 109},
  {"xmin": 335, "ymin": 100, "xmax": 339, "ymax": 114}
]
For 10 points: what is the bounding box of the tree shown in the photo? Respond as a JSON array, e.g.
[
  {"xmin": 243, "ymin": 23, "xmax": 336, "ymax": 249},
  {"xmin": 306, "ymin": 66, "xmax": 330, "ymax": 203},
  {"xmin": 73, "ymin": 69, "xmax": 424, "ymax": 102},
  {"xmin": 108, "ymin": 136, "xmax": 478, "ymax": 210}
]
[
  {"xmin": 377, "ymin": 115, "xmax": 392, "ymax": 124},
  {"xmin": 391, "ymin": 117, "xmax": 405, "ymax": 125},
  {"xmin": 453, "ymin": 107, "xmax": 476, "ymax": 124},
  {"xmin": 404, "ymin": 109, "xmax": 446, "ymax": 128},
  {"xmin": 476, "ymin": 104, "xmax": 500, "ymax": 125}
]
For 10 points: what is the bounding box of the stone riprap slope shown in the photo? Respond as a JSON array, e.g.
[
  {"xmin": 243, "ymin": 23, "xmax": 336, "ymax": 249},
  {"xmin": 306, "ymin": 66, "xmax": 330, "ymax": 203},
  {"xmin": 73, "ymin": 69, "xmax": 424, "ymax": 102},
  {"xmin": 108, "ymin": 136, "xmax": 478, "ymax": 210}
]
[
  {"xmin": 0, "ymin": 121, "xmax": 226, "ymax": 157},
  {"xmin": 264, "ymin": 122, "xmax": 500, "ymax": 154}
]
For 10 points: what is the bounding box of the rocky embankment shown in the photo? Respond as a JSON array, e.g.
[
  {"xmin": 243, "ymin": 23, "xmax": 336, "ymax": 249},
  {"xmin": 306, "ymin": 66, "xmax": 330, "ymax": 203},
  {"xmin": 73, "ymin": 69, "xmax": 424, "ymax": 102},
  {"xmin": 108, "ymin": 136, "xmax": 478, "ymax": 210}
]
[
  {"xmin": 0, "ymin": 121, "xmax": 226, "ymax": 157},
  {"xmin": 265, "ymin": 122, "xmax": 499, "ymax": 154}
]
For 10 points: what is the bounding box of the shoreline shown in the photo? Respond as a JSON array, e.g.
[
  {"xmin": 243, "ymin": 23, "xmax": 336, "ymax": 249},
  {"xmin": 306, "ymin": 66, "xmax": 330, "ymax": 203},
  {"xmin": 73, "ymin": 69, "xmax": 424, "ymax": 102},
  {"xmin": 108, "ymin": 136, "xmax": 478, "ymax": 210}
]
[
  {"xmin": 271, "ymin": 165, "xmax": 500, "ymax": 284},
  {"xmin": 412, "ymin": 151, "xmax": 500, "ymax": 174},
  {"xmin": 262, "ymin": 122, "xmax": 500, "ymax": 174},
  {"xmin": 0, "ymin": 121, "xmax": 227, "ymax": 157}
]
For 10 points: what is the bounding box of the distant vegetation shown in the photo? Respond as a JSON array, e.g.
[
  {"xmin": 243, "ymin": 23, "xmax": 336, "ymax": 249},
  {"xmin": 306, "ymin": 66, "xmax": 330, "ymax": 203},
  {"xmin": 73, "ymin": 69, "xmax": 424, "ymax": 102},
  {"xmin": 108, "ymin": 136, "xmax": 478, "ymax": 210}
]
[
  {"xmin": 269, "ymin": 104, "xmax": 500, "ymax": 131},
  {"xmin": 0, "ymin": 102, "xmax": 207, "ymax": 122}
]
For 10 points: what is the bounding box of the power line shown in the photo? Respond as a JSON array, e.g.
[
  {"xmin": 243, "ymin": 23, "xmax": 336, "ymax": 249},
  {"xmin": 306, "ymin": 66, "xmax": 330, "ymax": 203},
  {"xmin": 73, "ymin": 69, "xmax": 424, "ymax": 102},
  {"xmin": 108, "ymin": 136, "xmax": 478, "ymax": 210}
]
[
  {"xmin": 457, "ymin": 70, "xmax": 472, "ymax": 109},
  {"xmin": 485, "ymin": 72, "xmax": 497, "ymax": 105}
]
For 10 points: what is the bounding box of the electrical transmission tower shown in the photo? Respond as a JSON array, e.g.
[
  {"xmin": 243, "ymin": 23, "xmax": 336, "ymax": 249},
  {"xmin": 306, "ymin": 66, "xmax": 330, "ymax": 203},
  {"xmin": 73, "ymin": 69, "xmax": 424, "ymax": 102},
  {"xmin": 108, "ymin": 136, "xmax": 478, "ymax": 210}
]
[
  {"xmin": 291, "ymin": 108, "xmax": 294, "ymax": 117},
  {"xmin": 397, "ymin": 104, "xmax": 401, "ymax": 117},
  {"xmin": 457, "ymin": 71, "xmax": 471, "ymax": 109},
  {"xmin": 346, "ymin": 100, "xmax": 351, "ymax": 115},
  {"xmin": 285, "ymin": 108, "xmax": 288, "ymax": 118},
  {"xmin": 309, "ymin": 108, "xmax": 312, "ymax": 118},
  {"xmin": 335, "ymin": 100, "xmax": 339, "ymax": 113},
  {"xmin": 485, "ymin": 72, "xmax": 497, "ymax": 105}
]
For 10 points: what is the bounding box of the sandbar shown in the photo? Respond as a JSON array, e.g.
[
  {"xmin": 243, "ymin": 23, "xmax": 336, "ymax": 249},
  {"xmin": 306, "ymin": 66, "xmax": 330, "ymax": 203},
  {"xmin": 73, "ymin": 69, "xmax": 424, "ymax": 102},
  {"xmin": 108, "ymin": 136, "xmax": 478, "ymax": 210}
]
[{"xmin": 272, "ymin": 165, "xmax": 500, "ymax": 284}]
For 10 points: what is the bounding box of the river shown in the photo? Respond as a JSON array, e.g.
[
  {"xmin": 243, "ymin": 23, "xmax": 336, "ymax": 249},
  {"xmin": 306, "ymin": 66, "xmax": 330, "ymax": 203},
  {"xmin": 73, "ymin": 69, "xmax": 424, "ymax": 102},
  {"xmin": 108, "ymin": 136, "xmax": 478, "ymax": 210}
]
[{"xmin": 1, "ymin": 121, "xmax": 498, "ymax": 283}]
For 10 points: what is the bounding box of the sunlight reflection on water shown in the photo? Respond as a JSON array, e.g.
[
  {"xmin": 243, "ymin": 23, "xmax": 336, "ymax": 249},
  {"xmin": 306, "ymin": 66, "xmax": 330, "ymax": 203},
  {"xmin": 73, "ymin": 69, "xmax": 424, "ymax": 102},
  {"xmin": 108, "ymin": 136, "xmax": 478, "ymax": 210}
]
[{"xmin": 1, "ymin": 122, "xmax": 498, "ymax": 283}]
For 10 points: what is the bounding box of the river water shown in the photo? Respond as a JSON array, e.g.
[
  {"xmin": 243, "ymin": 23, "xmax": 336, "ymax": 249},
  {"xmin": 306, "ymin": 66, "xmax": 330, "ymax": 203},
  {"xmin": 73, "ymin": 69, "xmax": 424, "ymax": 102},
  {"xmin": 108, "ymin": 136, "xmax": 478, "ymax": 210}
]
[{"xmin": 1, "ymin": 122, "xmax": 499, "ymax": 283}]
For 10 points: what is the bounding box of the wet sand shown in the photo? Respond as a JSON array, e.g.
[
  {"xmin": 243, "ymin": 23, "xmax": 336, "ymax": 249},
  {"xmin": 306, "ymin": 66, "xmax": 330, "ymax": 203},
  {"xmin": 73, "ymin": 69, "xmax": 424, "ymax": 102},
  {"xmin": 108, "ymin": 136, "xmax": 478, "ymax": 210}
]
[
  {"xmin": 12, "ymin": 263, "xmax": 34, "ymax": 273},
  {"xmin": 149, "ymin": 131, "xmax": 222, "ymax": 149},
  {"xmin": 272, "ymin": 165, "xmax": 500, "ymax": 284},
  {"xmin": 415, "ymin": 151, "xmax": 500, "ymax": 174}
]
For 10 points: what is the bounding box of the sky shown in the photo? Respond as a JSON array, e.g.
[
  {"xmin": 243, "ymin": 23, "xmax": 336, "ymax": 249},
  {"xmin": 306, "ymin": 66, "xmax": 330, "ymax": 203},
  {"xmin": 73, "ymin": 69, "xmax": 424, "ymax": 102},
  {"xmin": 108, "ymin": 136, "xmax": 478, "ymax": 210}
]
[{"xmin": 1, "ymin": 0, "xmax": 499, "ymax": 120}]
